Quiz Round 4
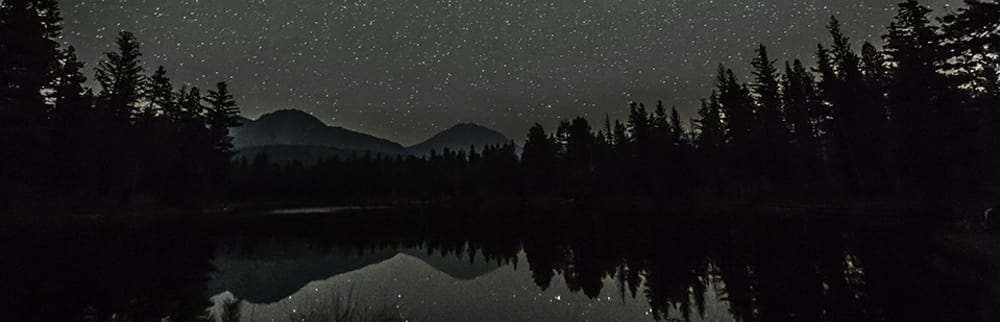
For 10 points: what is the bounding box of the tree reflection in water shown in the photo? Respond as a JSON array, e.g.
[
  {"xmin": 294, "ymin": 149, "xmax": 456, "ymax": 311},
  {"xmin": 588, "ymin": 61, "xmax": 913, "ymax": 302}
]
[{"xmin": 3, "ymin": 206, "xmax": 997, "ymax": 321}]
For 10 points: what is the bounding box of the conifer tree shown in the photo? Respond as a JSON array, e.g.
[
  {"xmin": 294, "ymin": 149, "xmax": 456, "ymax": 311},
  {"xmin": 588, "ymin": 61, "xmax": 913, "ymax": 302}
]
[
  {"xmin": 860, "ymin": 42, "xmax": 888, "ymax": 89},
  {"xmin": 750, "ymin": 45, "xmax": 788, "ymax": 145},
  {"xmin": 522, "ymin": 123, "xmax": 558, "ymax": 193},
  {"xmin": 669, "ymin": 106, "xmax": 683, "ymax": 145},
  {"xmin": 0, "ymin": 0, "xmax": 62, "ymax": 121},
  {"xmin": 695, "ymin": 92, "xmax": 724, "ymax": 150},
  {"xmin": 783, "ymin": 60, "xmax": 817, "ymax": 150},
  {"xmin": 205, "ymin": 82, "xmax": 242, "ymax": 155},
  {"xmin": 941, "ymin": 0, "xmax": 1000, "ymax": 97},
  {"xmin": 51, "ymin": 46, "xmax": 90, "ymax": 124},
  {"xmin": 146, "ymin": 66, "xmax": 175, "ymax": 121},
  {"xmin": 716, "ymin": 65, "xmax": 755, "ymax": 146},
  {"xmin": 95, "ymin": 31, "xmax": 145, "ymax": 122}
]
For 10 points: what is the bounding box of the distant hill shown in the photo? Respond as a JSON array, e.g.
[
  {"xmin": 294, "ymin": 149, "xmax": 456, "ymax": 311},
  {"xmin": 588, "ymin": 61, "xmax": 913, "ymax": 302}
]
[
  {"xmin": 231, "ymin": 109, "xmax": 406, "ymax": 155},
  {"xmin": 408, "ymin": 123, "xmax": 513, "ymax": 156}
]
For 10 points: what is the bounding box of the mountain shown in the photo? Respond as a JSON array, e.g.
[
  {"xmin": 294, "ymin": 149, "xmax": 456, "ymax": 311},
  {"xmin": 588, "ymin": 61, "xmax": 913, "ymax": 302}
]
[
  {"xmin": 231, "ymin": 109, "xmax": 406, "ymax": 155},
  {"xmin": 208, "ymin": 245, "xmax": 499, "ymax": 304},
  {"xmin": 407, "ymin": 123, "xmax": 513, "ymax": 156}
]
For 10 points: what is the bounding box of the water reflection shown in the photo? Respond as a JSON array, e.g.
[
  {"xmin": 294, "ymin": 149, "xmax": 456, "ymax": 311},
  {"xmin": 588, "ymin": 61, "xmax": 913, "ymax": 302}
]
[
  {"xmin": 3, "ymin": 206, "xmax": 999, "ymax": 321},
  {"xmin": 209, "ymin": 251, "xmax": 695, "ymax": 322}
]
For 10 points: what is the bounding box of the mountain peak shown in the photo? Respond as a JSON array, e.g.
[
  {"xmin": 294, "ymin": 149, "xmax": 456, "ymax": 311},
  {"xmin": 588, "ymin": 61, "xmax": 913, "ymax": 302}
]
[
  {"xmin": 255, "ymin": 109, "xmax": 327, "ymax": 129},
  {"xmin": 408, "ymin": 123, "xmax": 511, "ymax": 155},
  {"xmin": 230, "ymin": 109, "xmax": 405, "ymax": 154}
]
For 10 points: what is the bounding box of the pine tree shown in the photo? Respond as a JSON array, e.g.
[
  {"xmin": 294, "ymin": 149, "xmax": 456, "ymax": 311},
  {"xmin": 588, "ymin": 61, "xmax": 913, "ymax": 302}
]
[
  {"xmin": 783, "ymin": 60, "xmax": 817, "ymax": 150},
  {"xmin": 694, "ymin": 92, "xmax": 724, "ymax": 150},
  {"xmin": 750, "ymin": 44, "xmax": 791, "ymax": 187},
  {"xmin": 612, "ymin": 120, "xmax": 629, "ymax": 151},
  {"xmin": 146, "ymin": 66, "xmax": 175, "ymax": 121},
  {"xmin": 716, "ymin": 65, "xmax": 755, "ymax": 146},
  {"xmin": 814, "ymin": 44, "xmax": 838, "ymax": 101},
  {"xmin": 884, "ymin": 0, "xmax": 955, "ymax": 197},
  {"xmin": 51, "ymin": 46, "xmax": 90, "ymax": 123},
  {"xmin": 750, "ymin": 44, "xmax": 788, "ymax": 146},
  {"xmin": 602, "ymin": 114, "xmax": 614, "ymax": 145},
  {"xmin": 827, "ymin": 17, "xmax": 863, "ymax": 83},
  {"xmin": 627, "ymin": 102, "xmax": 651, "ymax": 146},
  {"xmin": 941, "ymin": 0, "xmax": 1000, "ymax": 97},
  {"xmin": 178, "ymin": 86, "xmax": 205, "ymax": 122},
  {"xmin": 860, "ymin": 42, "xmax": 888, "ymax": 89},
  {"xmin": 669, "ymin": 106, "xmax": 683, "ymax": 145},
  {"xmin": 95, "ymin": 31, "xmax": 145, "ymax": 122},
  {"xmin": 652, "ymin": 101, "xmax": 670, "ymax": 139},
  {"xmin": 522, "ymin": 123, "xmax": 558, "ymax": 194},
  {"xmin": 0, "ymin": 0, "xmax": 62, "ymax": 121},
  {"xmin": 564, "ymin": 117, "xmax": 595, "ymax": 193},
  {"xmin": 205, "ymin": 82, "xmax": 241, "ymax": 155},
  {"xmin": 884, "ymin": 0, "xmax": 948, "ymax": 125}
]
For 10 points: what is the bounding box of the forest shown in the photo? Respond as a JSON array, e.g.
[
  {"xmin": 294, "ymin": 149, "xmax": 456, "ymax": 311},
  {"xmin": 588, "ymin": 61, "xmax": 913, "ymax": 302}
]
[
  {"xmin": 1, "ymin": 0, "xmax": 241, "ymax": 212},
  {"xmin": 2, "ymin": 0, "xmax": 999, "ymax": 214}
]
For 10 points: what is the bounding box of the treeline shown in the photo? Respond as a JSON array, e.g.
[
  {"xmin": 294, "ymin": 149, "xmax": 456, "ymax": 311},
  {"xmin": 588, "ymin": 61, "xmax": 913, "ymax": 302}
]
[
  {"xmin": 236, "ymin": 0, "xmax": 1000, "ymax": 210},
  {"xmin": 4, "ymin": 0, "xmax": 999, "ymax": 212},
  {"xmin": 524, "ymin": 0, "xmax": 1000, "ymax": 206},
  {"xmin": 0, "ymin": 0, "xmax": 240, "ymax": 212}
]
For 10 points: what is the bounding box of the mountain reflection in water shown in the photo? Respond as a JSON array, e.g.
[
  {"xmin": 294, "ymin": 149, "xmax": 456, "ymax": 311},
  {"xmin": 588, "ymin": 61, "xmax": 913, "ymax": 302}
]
[
  {"xmin": 3, "ymin": 206, "xmax": 998, "ymax": 321},
  {"xmin": 209, "ymin": 250, "xmax": 722, "ymax": 322}
]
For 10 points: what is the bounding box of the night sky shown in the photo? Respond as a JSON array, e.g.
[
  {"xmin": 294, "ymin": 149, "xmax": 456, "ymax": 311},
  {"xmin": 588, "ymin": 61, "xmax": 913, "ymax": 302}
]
[{"xmin": 61, "ymin": 0, "xmax": 961, "ymax": 145}]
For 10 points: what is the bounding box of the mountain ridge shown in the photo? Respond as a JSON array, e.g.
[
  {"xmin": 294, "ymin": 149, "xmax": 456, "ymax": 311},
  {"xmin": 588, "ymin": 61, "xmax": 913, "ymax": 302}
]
[
  {"xmin": 231, "ymin": 109, "xmax": 515, "ymax": 161},
  {"xmin": 231, "ymin": 109, "xmax": 406, "ymax": 155}
]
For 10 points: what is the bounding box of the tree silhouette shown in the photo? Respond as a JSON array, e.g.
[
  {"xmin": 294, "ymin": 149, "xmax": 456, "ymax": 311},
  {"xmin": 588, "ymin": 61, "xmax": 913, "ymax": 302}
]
[
  {"xmin": 694, "ymin": 92, "xmax": 724, "ymax": 151},
  {"xmin": 95, "ymin": 31, "xmax": 145, "ymax": 122},
  {"xmin": 941, "ymin": 0, "xmax": 1000, "ymax": 98},
  {"xmin": 669, "ymin": 106, "xmax": 684, "ymax": 146},
  {"xmin": 750, "ymin": 44, "xmax": 791, "ymax": 189},
  {"xmin": 145, "ymin": 66, "xmax": 175, "ymax": 121},
  {"xmin": 522, "ymin": 123, "xmax": 558, "ymax": 194},
  {"xmin": 205, "ymin": 82, "xmax": 241, "ymax": 154},
  {"xmin": 884, "ymin": 0, "xmax": 956, "ymax": 197}
]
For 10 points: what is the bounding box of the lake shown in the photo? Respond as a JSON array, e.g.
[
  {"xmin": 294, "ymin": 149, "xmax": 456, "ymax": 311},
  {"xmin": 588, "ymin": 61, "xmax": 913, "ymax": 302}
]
[{"xmin": 3, "ymin": 206, "xmax": 998, "ymax": 321}]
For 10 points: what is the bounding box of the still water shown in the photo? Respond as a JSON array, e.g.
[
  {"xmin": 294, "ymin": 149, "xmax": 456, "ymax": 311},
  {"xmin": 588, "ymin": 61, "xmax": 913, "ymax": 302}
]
[{"xmin": 3, "ymin": 206, "xmax": 999, "ymax": 321}]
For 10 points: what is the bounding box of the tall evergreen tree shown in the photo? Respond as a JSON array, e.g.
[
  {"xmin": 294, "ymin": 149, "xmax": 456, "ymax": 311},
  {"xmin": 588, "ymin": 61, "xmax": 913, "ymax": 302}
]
[
  {"xmin": 51, "ymin": 46, "xmax": 91, "ymax": 124},
  {"xmin": 750, "ymin": 44, "xmax": 787, "ymax": 144},
  {"xmin": 0, "ymin": 0, "xmax": 62, "ymax": 121},
  {"xmin": 205, "ymin": 82, "xmax": 241, "ymax": 154},
  {"xmin": 522, "ymin": 123, "xmax": 558, "ymax": 194},
  {"xmin": 827, "ymin": 17, "xmax": 863, "ymax": 83},
  {"xmin": 0, "ymin": 0, "xmax": 64, "ymax": 205},
  {"xmin": 783, "ymin": 60, "xmax": 817, "ymax": 151},
  {"xmin": 860, "ymin": 42, "xmax": 889, "ymax": 89},
  {"xmin": 694, "ymin": 92, "xmax": 724, "ymax": 150},
  {"xmin": 940, "ymin": 0, "xmax": 1000, "ymax": 196},
  {"xmin": 669, "ymin": 106, "xmax": 683, "ymax": 146},
  {"xmin": 612, "ymin": 120, "xmax": 629, "ymax": 151},
  {"xmin": 750, "ymin": 45, "xmax": 790, "ymax": 187},
  {"xmin": 884, "ymin": 0, "xmax": 955, "ymax": 196},
  {"xmin": 716, "ymin": 65, "xmax": 755, "ymax": 146},
  {"xmin": 627, "ymin": 102, "xmax": 652, "ymax": 146},
  {"xmin": 177, "ymin": 86, "xmax": 205, "ymax": 122},
  {"xmin": 95, "ymin": 31, "xmax": 145, "ymax": 122},
  {"xmin": 941, "ymin": 0, "xmax": 1000, "ymax": 98},
  {"xmin": 145, "ymin": 66, "xmax": 175, "ymax": 121},
  {"xmin": 602, "ymin": 114, "xmax": 614, "ymax": 145}
]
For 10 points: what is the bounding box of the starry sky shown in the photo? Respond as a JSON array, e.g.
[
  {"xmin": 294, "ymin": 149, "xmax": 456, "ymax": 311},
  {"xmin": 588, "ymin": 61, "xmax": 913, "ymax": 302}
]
[{"xmin": 61, "ymin": 0, "xmax": 961, "ymax": 145}]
